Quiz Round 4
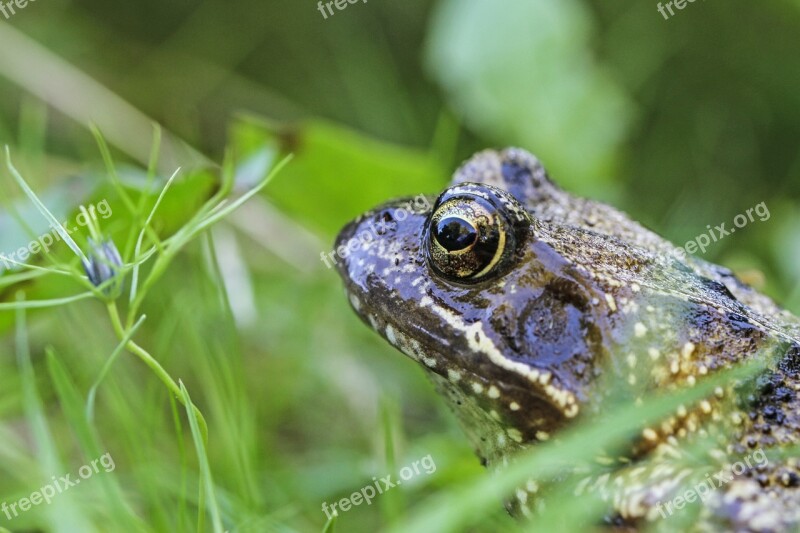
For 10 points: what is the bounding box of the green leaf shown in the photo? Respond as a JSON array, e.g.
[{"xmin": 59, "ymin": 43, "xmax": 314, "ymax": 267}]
[
  {"xmin": 425, "ymin": 0, "xmax": 633, "ymax": 194},
  {"xmin": 230, "ymin": 116, "xmax": 446, "ymax": 239}
]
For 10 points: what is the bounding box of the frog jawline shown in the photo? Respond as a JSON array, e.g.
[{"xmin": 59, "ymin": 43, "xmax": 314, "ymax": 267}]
[{"xmin": 353, "ymin": 301, "xmax": 572, "ymax": 445}]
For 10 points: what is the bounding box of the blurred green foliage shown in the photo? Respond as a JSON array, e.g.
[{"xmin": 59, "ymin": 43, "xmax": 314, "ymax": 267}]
[{"xmin": 0, "ymin": 0, "xmax": 798, "ymax": 532}]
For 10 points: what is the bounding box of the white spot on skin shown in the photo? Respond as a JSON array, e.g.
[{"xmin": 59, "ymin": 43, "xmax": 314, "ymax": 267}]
[
  {"xmin": 535, "ymin": 431, "xmax": 550, "ymax": 441},
  {"xmin": 471, "ymin": 382, "xmax": 484, "ymax": 394},
  {"xmin": 681, "ymin": 342, "xmax": 696, "ymax": 360},
  {"xmin": 724, "ymin": 480, "xmax": 760, "ymax": 503},
  {"xmin": 508, "ymin": 428, "xmax": 523, "ymax": 442},
  {"xmin": 605, "ymin": 293, "xmax": 617, "ymax": 312},
  {"xmin": 634, "ymin": 322, "xmax": 647, "ymax": 338},
  {"xmin": 510, "ymin": 402, "xmax": 520, "ymax": 411},
  {"xmin": 385, "ymin": 325, "xmax": 397, "ymax": 346},
  {"xmin": 516, "ymin": 488, "xmax": 528, "ymax": 504},
  {"xmin": 447, "ymin": 369, "xmax": 461, "ymax": 382},
  {"xmin": 349, "ymin": 294, "xmax": 361, "ymax": 311},
  {"xmin": 488, "ymin": 386, "xmax": 500, "ymax": 399},
  {"xmin": 648, "ymin": 348, "xmax": 661, "ymax": 360}
]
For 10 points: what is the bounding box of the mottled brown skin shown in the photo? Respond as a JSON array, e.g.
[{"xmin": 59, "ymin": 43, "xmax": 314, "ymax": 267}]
[{"xmin": 334, "ymin": 148, "xmax": 800, "ymax": 531}]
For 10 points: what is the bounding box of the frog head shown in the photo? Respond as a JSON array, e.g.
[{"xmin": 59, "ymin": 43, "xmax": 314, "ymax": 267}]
[{"xmin": 334, "ymin": 149, "xmax": 615, "ymax": 465}]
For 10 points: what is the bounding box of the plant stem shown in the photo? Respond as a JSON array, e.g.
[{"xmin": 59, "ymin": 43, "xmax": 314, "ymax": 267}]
[{"xmin": 106, "ymin": 302, "xmax": 208, "ymax": 443}]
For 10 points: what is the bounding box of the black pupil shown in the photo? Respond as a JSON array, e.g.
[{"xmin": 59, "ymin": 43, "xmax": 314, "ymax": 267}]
[{"xmin": 435, "ymin": 217, "xmax": 478, "ymax": 251}]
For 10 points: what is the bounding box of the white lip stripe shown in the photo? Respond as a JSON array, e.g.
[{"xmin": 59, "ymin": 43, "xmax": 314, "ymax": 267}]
[{"xmin": 426, "ymin": 302, "xmax": 579, "ymax": 416}]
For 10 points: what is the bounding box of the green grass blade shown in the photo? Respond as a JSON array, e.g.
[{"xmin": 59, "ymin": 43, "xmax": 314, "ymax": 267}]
[
  {"xmin": 322, "ymin": 516, "xmax": 336, "ymax": 533},
  {"xmin": 45, "ymin": 348, "xmax": 146, "ymax": 531},
  {"xmin": 123, "ymin": 124, "xmax": 164, "ymax": 262},
  {"xmin": 389, "ymin": 352, "xmax": 772, "ymax": 533},
  {"xmin": 0, "ymin": 291, "xmax": 94, "ymax": 310},
  {"xmin": 129, "ymin": 168, "xmax": 180, "ymax": 304},
  {"xmin": 192, "ymin": 154, "xmax": 292, "ymax": 234},
  {"xmin": 16, "ymin": 295, "xmax": 92, "ymax": 531},
  {"xmin": 4, "ymin": 147, "xmax": 88, "ymax": 264},
  {"xmin": 86, "ymin": 314, "xmax": 148, "ymax": 421},
  {"xmin": 180, "ymin": 381, "xmax": 224, "ymax": 533},
  {"xmin": 90, "ymin": 125, "xmax": 137, "ymax": 215}
]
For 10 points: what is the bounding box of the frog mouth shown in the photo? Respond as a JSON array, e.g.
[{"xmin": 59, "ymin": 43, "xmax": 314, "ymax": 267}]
[
  {"xmin": 420, "ymin": 302, "xmax": 582, "ymax": 419},
  {"xmin": 341, "ymin": 283, "xmax": 580, "ymax": 425}
]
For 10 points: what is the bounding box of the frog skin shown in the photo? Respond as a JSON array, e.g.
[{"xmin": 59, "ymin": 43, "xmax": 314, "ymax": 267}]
[{"xmin": 333, "ymin": 148, "xmax": 800, "ymax": 531}]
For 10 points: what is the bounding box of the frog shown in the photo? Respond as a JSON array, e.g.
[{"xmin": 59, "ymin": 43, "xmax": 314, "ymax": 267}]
[{"xmin": 333, "ymin": 147, "xmax": 800, "ymax": 531}]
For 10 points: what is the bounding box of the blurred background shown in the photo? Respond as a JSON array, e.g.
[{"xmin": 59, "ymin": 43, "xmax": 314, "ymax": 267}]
[{"xmin": 0, "ymin": 0, "xmax": 798, "ymax": 531}]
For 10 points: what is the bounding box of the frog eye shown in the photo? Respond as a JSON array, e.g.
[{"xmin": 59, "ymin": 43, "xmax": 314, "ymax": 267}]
[
  {"xmin": 426, "ymin": 184, "xmax": 531, "ymax": 283},
  {"xmin": 433, "ymin": 216, "xmax": 479, "ymax": 252}
]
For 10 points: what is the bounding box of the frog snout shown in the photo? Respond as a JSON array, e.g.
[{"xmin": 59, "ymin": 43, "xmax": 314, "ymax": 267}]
[
  {"xmin": 331, "ymin": 217, "xmax": 362, "ymax": 281},
  {"xmin": 333, "ymin": 216, "xmax": 359, "ymax": 257},
  {"xmin": 332, "ymin": 210, "xmax": 389, "ymax": 291},
  {"xmin": 333, "ymin": 200, "xmax": 430, "ymax": 277}
]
